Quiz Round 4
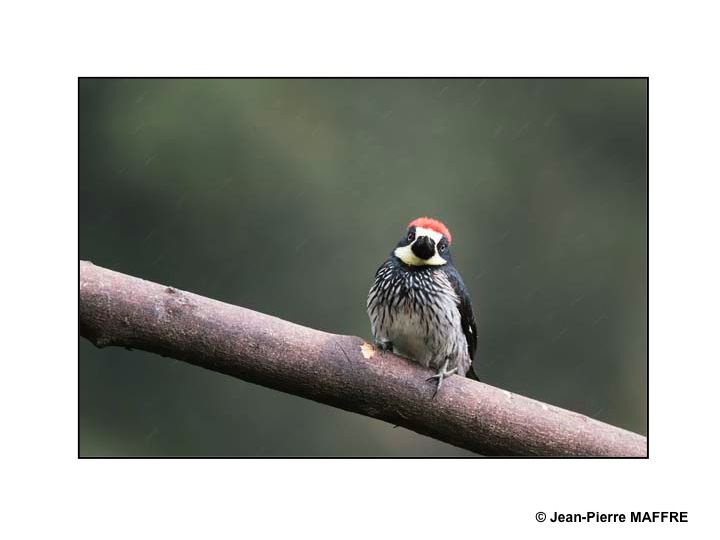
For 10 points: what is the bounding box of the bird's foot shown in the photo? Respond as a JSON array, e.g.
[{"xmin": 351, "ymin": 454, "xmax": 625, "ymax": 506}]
[
  {"xmin": 375, "ymin": 339, "xmax": 393, "ymax": 352},
  {"xmin": 426, "ymin": 358, "xmax": 457, "ymax": 398}
]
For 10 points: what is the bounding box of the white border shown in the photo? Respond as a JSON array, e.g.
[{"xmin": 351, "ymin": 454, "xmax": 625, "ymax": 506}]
[{"xmin": 3, "ymin": 0, "xmax": 718, "ymax": 537}]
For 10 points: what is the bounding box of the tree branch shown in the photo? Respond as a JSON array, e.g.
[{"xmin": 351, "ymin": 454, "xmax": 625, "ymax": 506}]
[{"xmin": 79, "ymin": 261, "xmax": 647, "ymax": 457}]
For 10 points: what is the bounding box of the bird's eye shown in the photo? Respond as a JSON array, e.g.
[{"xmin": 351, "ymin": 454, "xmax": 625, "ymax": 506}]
[
  {"xmin": 407, "ymin": 231, "xmax": 415, "ymax": 242},
  {"xmin": 440, "ymin": 244, "xmax": 447, "ymax": 252}
]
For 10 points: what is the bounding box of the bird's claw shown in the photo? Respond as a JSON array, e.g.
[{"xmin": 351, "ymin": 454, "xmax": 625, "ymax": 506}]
[{"xmin": 427, "ymin": 358, "xmax": 457, "ymax": 398}]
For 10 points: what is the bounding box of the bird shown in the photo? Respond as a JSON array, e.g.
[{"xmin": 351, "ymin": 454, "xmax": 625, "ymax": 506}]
[{"xmin": 367, "ymin": 217, "xmax": 477, "ymax": 396}]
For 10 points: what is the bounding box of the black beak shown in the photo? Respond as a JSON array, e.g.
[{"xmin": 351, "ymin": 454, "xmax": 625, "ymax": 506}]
[{"xmin": 411, "ymin": 235, "xmax": 436, "ymax": 260}]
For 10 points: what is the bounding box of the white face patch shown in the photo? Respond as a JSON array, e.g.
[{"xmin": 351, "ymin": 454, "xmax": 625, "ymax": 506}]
[{"xmin": 394, "ymin": 226, "xmax": 448, "ymax": 266}]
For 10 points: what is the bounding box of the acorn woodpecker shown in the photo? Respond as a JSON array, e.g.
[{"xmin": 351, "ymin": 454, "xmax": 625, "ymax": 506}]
[{"xmin": 367, "ymin": 217, "xmax": 478, "ymax": 395}]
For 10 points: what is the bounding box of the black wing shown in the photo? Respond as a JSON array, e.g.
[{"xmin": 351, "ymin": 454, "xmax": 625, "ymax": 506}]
[{"xmin": 444, "ymin": 265, "xmax": 478, "ymax": 379}]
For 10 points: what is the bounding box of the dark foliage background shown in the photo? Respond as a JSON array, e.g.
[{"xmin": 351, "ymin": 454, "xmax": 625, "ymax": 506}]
[{"xmin": 79, "ymin": 78, "xmax": 647, "ymax": 456}]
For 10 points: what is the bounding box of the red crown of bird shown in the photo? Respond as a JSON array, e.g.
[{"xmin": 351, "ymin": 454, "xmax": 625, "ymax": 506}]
[{"xmin": 408, "ymin": 217, "xmax": 452, "ymax": 245}]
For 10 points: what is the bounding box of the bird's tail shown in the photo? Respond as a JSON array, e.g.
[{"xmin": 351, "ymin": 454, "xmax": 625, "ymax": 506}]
[{"xmin": 466, "ymin": 364, "xmax": 479, "ymax": 381}]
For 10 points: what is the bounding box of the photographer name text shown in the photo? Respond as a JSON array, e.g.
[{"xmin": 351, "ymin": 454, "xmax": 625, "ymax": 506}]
[{"xmin": 544, "ymin": 511, "xmax": 687, "ymax": 523}]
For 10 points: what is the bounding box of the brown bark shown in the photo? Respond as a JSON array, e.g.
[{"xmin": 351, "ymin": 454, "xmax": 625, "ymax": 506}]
[{"xmin": 79, "ymin": 261, "xmax": 647, "ymax": 457}]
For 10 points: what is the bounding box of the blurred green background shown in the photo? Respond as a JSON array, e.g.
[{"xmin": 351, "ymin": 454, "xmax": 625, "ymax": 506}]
[{"xmin": 79, "ymin": 78, "xmax": 647, "ymax": 456}]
